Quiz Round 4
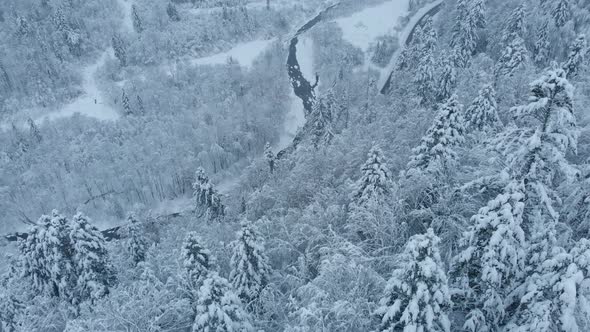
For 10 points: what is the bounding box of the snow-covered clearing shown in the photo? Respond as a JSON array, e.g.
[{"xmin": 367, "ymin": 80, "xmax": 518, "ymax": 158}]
[
  {"xmin": 35, "ymin": 50, "xmax": 120, "ymax": 124},
  {"xmin": 190, "ymin": 38, "xmax": 276, "ymax": 69},
  {"xmin": 276, "ymin": 37, "xmax": 314, "ymax": 152},
  {"xmin": 334, "ymin": 0, "xmax": 409, "ymax": 53}
]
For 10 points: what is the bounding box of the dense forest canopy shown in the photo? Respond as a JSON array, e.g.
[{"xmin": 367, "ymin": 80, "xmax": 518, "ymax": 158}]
[{"xmin": 2, "ymin": 0, "xmax": 590, "ymax": 331}]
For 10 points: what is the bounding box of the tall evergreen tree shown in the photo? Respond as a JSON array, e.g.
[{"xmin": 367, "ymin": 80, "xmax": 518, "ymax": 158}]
[
  {"xmin": 502, "ymin": 4, "xmax": 526, "ymax": 45},
  {"xmin": 464, "ymin": 84, "xmax": 501, "ymax": 134},
  {"xmin": 437, "ymin": 55, "xmax": 457, "ymax": 101},
  {"xmin": 309, "ymin": 90, "xmax": 336, "ymax": 147},
  {"xmin": 126, "ymin": 213, "xmax": 147, "ymax": 265},
  {"xmin": 166, "ymin": 2, "xmax": 181, "ymax": 22},
  {"xmin": 406, "ymin": 94, "xmax": 465, "ymax": 177},
  {"xmin": 562, "ymin": 34, "xmax": 587, "ymax": 78},
  {"xmin": 352, "ymin": 145, "xmax": 391, "ymax": 206},
  {"xmin": 452, "ymin": 181, "xmax": 527, "ymax": 332},
  {"xmin": 70, "ymin": 213, "xmax": 116, "ymax": 305},
  {"xmin": 414, "ymin": 18, "xmax": 437, "ymax": 102},
  {"xmin": 131, "ymin": 4, "xmax": 143, "ymax": 33},
  {"xmin": 112, "ymin": 34, "xmax": 127, "ymax": 66},
  {"xmin": 494, "ymin": 36, "xmax": 528, "ymax": 78},
  {"xmin": 264, "ymin": 142, "xmax": 275, "ymax": 174},
  {"xmin": 552, "ymin": 0, "xmax": 571, "ymax": 28},
  {"xmin": 192, "ymin": 272, "xmax": 253, "ymax": 332},
  {"xmin": 229, "ymin": 221, "xmax": 271, "ymax": 306},
  {"xmin": 533, "ymin": 21, "xmax": 550, "ymax": 66},
  {"xmin": 376, "ymin": 228, "xmax": 451, "ymax": 332},
  {"xmin": 182, "ymin": 232, "xmax": 214, "ymax": 289},
  {"xmin": 122, "ymin": 89, "xmax": 132, "ymax": 115},
  {"xmin": 450, "ymin": 0, "xmax": 486, "ymax": 67},
  {"xmin": 193, "ymin": 167, "xmax": 225, "ymax": 221}
]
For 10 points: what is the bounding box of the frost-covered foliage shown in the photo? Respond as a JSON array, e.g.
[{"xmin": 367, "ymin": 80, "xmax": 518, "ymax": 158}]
[
  {"xmin": 406, "ymin": 94, "xmax": 465, "ymax": 177},
  {"xmin": 193, "ymin": 167, "xmax": 225, "ymax": 221},
  {"xmin": 17, "ymin": 210, "xmax": 115, "ymax": 307},
  {"xmin": 376, "ymin": 228, "xmax": 451, "ymax": 332},
  {"xmin": 229, "ymin": 220, "xmax": 271, "ymax": 306},
  {"xmin": 182, "ymin": 232, "xmax": 214, "ymax": 289},
  {"xmin": 452, "ymin": 181, "xmax": 527, "ymax": 332},
  {"xmin": 352, "ymin": 146, "xmax": 392, "ymax": 206},
  {"xmin": 126, "ymin": 213, "xmax": 147, "ymax": 265},
  {"xmin": 193, "ymin": 272, "xmax": 253, "ymax": 332},
  {"xmin": 563, "ymin": 34, "xmax": 587, "ymax": 78},
  {"xmin": 414, "ymin": 18, "xmax": 438, "ymax": 103},
  {"xmin": 450, "ymin": 0, "xmax": 485, "ymax": 67},
  {"xmin": 264, "ymin": 142, "xmax": 276, "ymax": 174},
  {"xmin": 464, "ymin": 84, "xmax": 501, "ymax": 134}
]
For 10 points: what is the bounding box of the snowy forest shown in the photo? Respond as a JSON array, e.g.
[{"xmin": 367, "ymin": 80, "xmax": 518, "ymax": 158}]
[{"xmin": 2, "ymin": 0, "xmax": 590, "ymax": 330}]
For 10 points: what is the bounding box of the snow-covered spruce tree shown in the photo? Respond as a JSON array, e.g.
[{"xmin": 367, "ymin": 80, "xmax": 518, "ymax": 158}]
[
  {"xmin": 414, "ymin": 18, "xmax": 437, "ymax": 103},
  {"xmin": 376, "ymin": 228, "xmax": 451, "ymax": 332},
  {"xmin": 264, "ymin": 142, "xmax": 275, "ymax": 174},
  {"xmin": 309, "ymin": 90, "xmax": 336, "ymax": 148},
  {"xmin": 563, "ymin": 166, "xmax": 590, "ymax": 238},
  {"xmin": 562, "ymin": 34, "xmax": 587, "ymax": 78},
  {"xmin": 352, "ymin": 145, "xmax": 392, "ymax": 206},
  {"xmin": 112, "ymin": 34, "xmax": 127, "ymax": 66},
  {"xmin": 508, "ymin": 68, "xmax": 578, "ymax": 236},
  {"xmin": 437, "ymin": 55, "xmax": 457, "ymax": 102},
  {"xmin": 229, "ymin": 220, "xmax": 271, "ymax": 307},
  {"xmin": 192, "ymin": 272, "xmax": 253, "ymax": 332},
  {"xmin": 450, "ymin": 0, "xmax": 485, "ymax": 67},
  {"xmin": 131, "ymin": 4, "xmax": 143, "ymax": 33},
  {"xmin": 182, "ymin": 232, "xmax": 214, "ymax": 289},
  {"xmin": 122, "ymin": 89, "xmax": 132, "ymax": 115},
  {"xmin": 494, "ymin": 35, "xmax": 528, "ymax": 78},
  {"xmin": 451, "ymin": 180, "xmax": 527, "ymax": 332},
  {"xmin": 126, "ymin": 213, "xmax": 147, "ymax": 265},
  {"xmin": 553, "ymin": 0, "xmax": 571, "ymax": 28},
  {"xmin": 502, "ymin": 4, "xmax": 526, "ymax": 46},
  {"xmin": 193, "ymin": 167, "xmax": 225, "ymax": 221},
  {"xmin": 506, "ymin": 238, "xmax": 590, "ymax": 331},
  {"xmin": 19, "ymin": 210, "xmax": 76, "ymax": 302},
  {"xmin": 406, "ymin": 94, "xmax": 465, "ymax": 177},
  {"xmin": 464, "ymin": 84, "xmax": 501, "ymax": 134},
  {"xmin": 533, "ymin": 21, "xmax": 550, "ymax": 66},
  {"xmin": 70, "ymin": 213, "xmax": 116, "ymax": 305}
]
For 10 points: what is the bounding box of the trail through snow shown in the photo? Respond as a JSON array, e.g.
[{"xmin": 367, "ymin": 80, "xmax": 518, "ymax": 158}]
[{"xmin": 35, "ymin": 50, "xmax": 120, "ymax": 123}]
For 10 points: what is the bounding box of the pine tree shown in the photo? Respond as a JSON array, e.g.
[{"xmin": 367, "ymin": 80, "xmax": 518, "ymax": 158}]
[
  {"xmin": 508, "ymin": 68, "xmax": 578, "ymax": 235},
  {"xmin": 464, "ymin": 84, "xmax": 501, "ymax": 134},
  {"xmin": 192, "ymin": 272, "xmax": 253, "ymax": 332},
  {"xmin": 264, "ymin": 142, "xmax": 275, "ymax": 174},
  {"xmin": 131, "ymin": 4, "xmax": 143, "ymax": 33},
  {"xmin": 452, "ymin": 181, "xmax": 527, "ymax": 332},
  {"xmin": 352, "ymin": 145, "xmax": 391, "ymax": 206},
  {"xmin": 166, "ymin": 2, "xmax": 180, "ymax": 22},
  {"xmin": 406, "ymin": 94, "xmax": 465, "ymax": 176},
  {"xmin": 533, "ymin": 21, "xmax": 550, "ymax": 66},
  {"xmin": 229, "ymin": 221, "xmax": 271, "ymax": 306},
  {"xmin": 494, "ymin": 36, "xmax": 528, "ymax": 78},
  {"xmin": 437, "ymin": 55, "xmax": 457, "ymax": 101},
  {"xmin": 562, "ymin": 34, "xmax": 587, "ymax": 78},
  {"xmin": 502, "ymin": 5, "xmax": 526, "ymax": 46},
  {"xmin": 376, "ymin": 228, "xmax": 451, "ymax": 332},
  {"xmin": 126, "ymin": 213, "xmax": 147, "ymax": 265},
  {"xmin": 450, "ymin": 0, "xmax": 486, "ymax": 67},
  {"xmin": 122, "ymin": 89, "xmax": 132, "ymax": 115},
  {"xmin": 309, "ymin": 90, "xmax": 336, "ymax": 147},
  {"xmin": 415, "ymin": 18, "xmax": 437, "ymax": 102},
  {"xmin": 69, "ymin": 213, "xmax": 116, "ymax": 305},
  {"xmin": 19, "ymin": 211, "xmax": 76, "ymax": 302},
  {"xmin": 553, "ymin": 0, "xmax": 571, "ymax": 28},
  {"xmin": 112, "ymin": 34, "xmax": 127, "ymax": 66},
  {"xmin": 181, "ymin": 232, "xmax": 213, "ymax": 289},
  {"xmin": 192, "ymin": 167, "xmax": 225, "ymax": 221},
  {"xmin": 506, "ymin": 239, "xmax": 590, "ymax": 331},
  {"xmin": 136, "ymin": 95, "xmax": 145, "ymax": 114}
]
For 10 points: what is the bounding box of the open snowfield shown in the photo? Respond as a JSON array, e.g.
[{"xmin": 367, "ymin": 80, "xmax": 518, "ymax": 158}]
[{"xmin": 190, "ymin": 38, "xmax": 277, "ymax": 68}]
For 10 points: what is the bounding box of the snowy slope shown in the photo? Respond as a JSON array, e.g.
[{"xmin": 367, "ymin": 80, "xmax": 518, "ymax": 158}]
[
  {"xmin": 334, "ymin": 0, "xmax": 409, "ymax": 53},
  {"xmin": 190, "ymin": 38, "xmax": 276, "ymax": 68}
]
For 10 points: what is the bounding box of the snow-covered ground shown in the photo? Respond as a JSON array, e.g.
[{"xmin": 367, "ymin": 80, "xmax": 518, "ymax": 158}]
[
  {"xmin": 334, "ymin": 0, "xmax": 409, "ymax": 53},
  {"xmin": 33, "ymin": 50, "xmax": 119, "ymax": 124},
  {"xmin": 190, "ymin": 38, "xmax": 276, "ymax": 69},
  {"xmin": 117, "ymin": 0, "xmax": 134, "ymax": 32},
  {"xmin": 276, "ymin": 37, "xmax": 314, "ymax": 151}
]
